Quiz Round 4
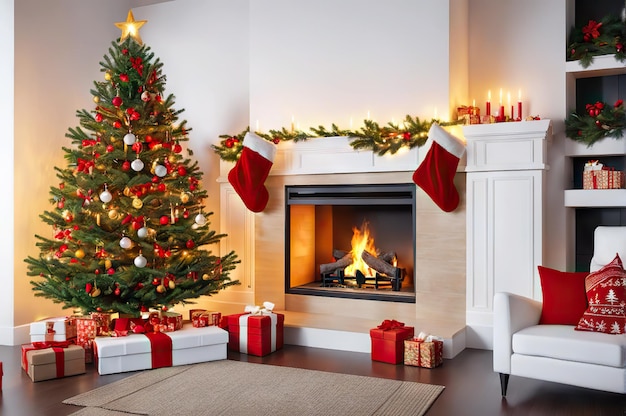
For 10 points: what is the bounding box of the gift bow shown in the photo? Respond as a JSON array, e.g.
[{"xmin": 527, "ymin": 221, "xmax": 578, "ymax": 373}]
[
  {"xmin": 244, "ymin": 301, "xmax": 275, "ymax": 315},
  {"xmin": 377, "ymin": 319, "xmax": 405, "ymax": 330},
  {"xmin": 31, "ymin": 340, "xmax": 74, "ymax": 350}
]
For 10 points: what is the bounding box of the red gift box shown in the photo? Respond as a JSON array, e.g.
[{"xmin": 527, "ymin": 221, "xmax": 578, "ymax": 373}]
[
  {"xmin": 76, "ymin": 317, "xmax": 97, "ymax": 363},
  {"xmin": 226, "ymin": 313, "xmax": 284, "ymax": 356},
  {"xmin": 370, "ymin": 320, "xmax": 415, "ymax": 364}
]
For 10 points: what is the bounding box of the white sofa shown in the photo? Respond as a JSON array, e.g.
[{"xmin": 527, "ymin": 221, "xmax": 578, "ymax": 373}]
[{"xmin": 494, "ymin": 226, "xmax": 626, "ymax": 395}]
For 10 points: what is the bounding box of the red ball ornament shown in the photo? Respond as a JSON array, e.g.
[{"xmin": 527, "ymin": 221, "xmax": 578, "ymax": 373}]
[
  {"xmin": 145, "ymin": 135, "xmax": 153, "ymax": 143},
  {"xmin": 112, "ymin": 96, "xmax": 123, "ymax": 107},
  {"xmin": 95, "ymin": 113, "xmax": 103, "ymax": 122},
  {"xmin": 113, "ymin": 120, "xmax": 122, "ymax": 129},
  {"xmin": 157, "ymin": 183, "xmax": 166, "ymax": 192},
  {"xmin": 95, "ymin": 269, "xmax": 100, "ymax": 275},
  {"xmin": 114, "ymin": 287, "xmax": 121, "ymax": 296},
  {"xmin": 183, "ymin": 209, "xmax": 189, "ymax": 219},
  {"xmin": 160, "ymin": 215, "xmax": 170, "ymax": 225},
  {"xmin": 107, "ymin": 267, "xmax": 115, "ymax": 275},
  {"xmin": 85, "ymin": 283, "xmax": 92, "ymax": 293},
  {"xmin": 152, "ymin": 278, "xmax": 160, "ymax": 286},
  {"xmin": 189, "ymin": 184, "xmax": 196, "ymax": 191},
  {"xmin": 119, "ymin": 73, "xmax": 129, "ymax": 82},
  {"xmin": 173, "ymin": 143, "xmax": 182, "ymax": 153},
  {"xmin": 106, "ymin": 144, "xmax": 114, "ymax": 152},
  {"xmin": 130, "ymin": 111, "xmax": 140, "ymax": 121},
  {"xmin": 122, "ymin": 160, "xmax": 131, "ymax": 171},
  {"xmin": 132, "ymin": 142, "xmax": 142, "ymax": 153},
  {"xmin": 152, "ymin": 175, "xmax": 160, "ymax": 183},
  {"xmin": 186, "ymin": 239, "xmax": 195, "ymax": 249},
  {"xmin": 177, "ymin": 166, "xmax": 187, "ymax": 176}
]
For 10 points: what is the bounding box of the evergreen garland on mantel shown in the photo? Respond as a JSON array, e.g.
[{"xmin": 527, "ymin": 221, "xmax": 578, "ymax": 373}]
[{"xmin": 212, "ymin": 115, "xmax": 459, "ymax": 163}]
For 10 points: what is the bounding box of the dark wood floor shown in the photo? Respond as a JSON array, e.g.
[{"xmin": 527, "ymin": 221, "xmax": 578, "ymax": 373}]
[{"xmin": 0, "ymin": 345, "xmax": 623, "ymax": 416}]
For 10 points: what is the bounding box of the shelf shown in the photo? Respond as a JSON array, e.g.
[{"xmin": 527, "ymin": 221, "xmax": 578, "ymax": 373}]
[
  {"xmin": 565, "ymin": 55, "xmax": 626, "ymax": 79},
  {"xmin": 565, "ymin": 136, "xmax": 626, "ymax": 157},
  {"xmin": 564, "ymin": 189, "xmax": 626, "ymax": 207}
]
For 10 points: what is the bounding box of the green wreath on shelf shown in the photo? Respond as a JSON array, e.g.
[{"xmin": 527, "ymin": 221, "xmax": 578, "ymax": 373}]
[
  {"xmin": 567, "ymin": 14, "xmax": 626, "ymax": 68},
  {"xmin": 565, "ymin": 99, "xmax": 626, "ymax": 147},
  {"xmin": 212, "ymin": 115, "xmax": 459, "ymax": 162}
]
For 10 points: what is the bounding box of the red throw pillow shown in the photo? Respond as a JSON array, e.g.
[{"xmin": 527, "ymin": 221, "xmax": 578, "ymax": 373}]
[
  {"xmin": 575, "ymin": 254, "xmax": 626, "ymax": 335},
  {"xmin": 538, "ymin": 266, "xmax": 589, "ymax": 325}
]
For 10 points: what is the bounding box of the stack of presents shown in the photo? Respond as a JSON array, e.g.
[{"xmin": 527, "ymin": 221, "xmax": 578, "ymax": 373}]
[
  {"xmin": 17, "ymin": 305, "xmax": 441, "ymax": 385},
  {"xmin": 370, "ymin": 319, "xmax": 444, "ymax": 368},
  {"xmin": 19, "ymin": 301, "xmax": 284, "ymax": 382}
]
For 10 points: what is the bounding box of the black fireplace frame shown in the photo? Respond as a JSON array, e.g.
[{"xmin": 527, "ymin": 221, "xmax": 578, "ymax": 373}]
[{"xmin": 284, "ymin": 183, "xmax": 416, "ymax": 303}]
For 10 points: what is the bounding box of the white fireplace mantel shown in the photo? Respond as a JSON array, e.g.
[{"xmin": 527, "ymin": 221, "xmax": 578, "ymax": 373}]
[{"xmin": 462, "ymin": 119, "xmax": 552, "ymax": 349}]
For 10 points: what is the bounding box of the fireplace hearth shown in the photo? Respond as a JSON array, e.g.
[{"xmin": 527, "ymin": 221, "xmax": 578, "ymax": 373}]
[{"xmin": 285, "ymin": 183, "xmax": 416, "ymax": 303}]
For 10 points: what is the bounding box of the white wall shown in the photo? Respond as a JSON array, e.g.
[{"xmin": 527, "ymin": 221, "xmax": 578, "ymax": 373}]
[{"xmin": 0, "ymin": 0, "xmax": 15, "ymax": 342}]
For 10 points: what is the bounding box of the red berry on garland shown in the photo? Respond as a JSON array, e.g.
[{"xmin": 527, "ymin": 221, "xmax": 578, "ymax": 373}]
[
  {"xmin": 112, "ymin": 96, "xmax": 123, "ymax": 107},
  {"xmin": 119, "ymin": 73, "xmax": 129, "ymax": 82},
  {"xmin": 122, "ymin": 48, "xmax": 128, "ymax": 55},
  {"xmin": 618, "ymin": 43, "xmax": 624, "ymax": 53},
  {"xmin": 95, "ymin": 113, "xmax": 103, "ymax": 122},
  {"xmin": 403, "ymin": 132, "xmax": 411, "ymax": 141},
  {"xmin": 186, "ymin": 239, "xmax": 195, "ymax": 249},
  {"xmin": 177, "ymin": 166, "xmax": 187, "ymax": 176},
  {"xmin": 615, "ymin": 99, "xmax": 624, "ymax": 108},
  {"xmin": 225, "ymin": 138, "xmax": 234, "ymax": 148},
  {"xmin": 160, "ymin": 215, "xmax": 169, "ymax": 225},
  {"xmin": 596, "ymin": 101, "xmax": 604, "ymax": 110},
  {"xmin": 273, "ymin": 137, "xmax": 280, "ymax": 144}
]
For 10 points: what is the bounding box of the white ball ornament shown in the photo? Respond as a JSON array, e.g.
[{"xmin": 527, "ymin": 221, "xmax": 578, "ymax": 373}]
[
  {"xmin": 137, "ymin": 227, "xmax": 148, "ymax": 239},
  {"xmin": 134, "ymin": 254, "xmax": 147, "ymax": 268},
  {"xmin": 154, "ymin": 164, "xmax": 167, "ymax": 177},
  {"xmin": 123, "ymin": 132, "xmax": 137, "ymax": 145},
  {"xmin": 99, "ymin": 189, "xmax": 112, "ymax": 203},
  {"xmin": 141, "ymin": 91, "xmax": 151, "ymax": 102},
  {"xmin": 195, "ymin": 213, "xmax": 207, "ymax": 226},
  {"xmin": 119, "ymin": 236, "xmax": 132, "ymax": 249},
  {"xmin": 131, "ymin": 158, "xmax": 145, "ymax": 171}
]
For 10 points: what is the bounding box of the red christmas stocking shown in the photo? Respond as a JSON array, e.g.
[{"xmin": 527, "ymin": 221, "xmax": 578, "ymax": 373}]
[
  {"xmin": 413, "ymin": 123, "xmax": 466, "ymax": 212},
  {"xmin": 228, "ymin": 132, "xmax": 277, "ymax": 212}
]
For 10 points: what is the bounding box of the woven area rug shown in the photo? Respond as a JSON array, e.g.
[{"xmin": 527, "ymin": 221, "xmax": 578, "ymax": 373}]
[{"xmin": 64, "ymin": 360, "xmax": 444, "ymax": 416}]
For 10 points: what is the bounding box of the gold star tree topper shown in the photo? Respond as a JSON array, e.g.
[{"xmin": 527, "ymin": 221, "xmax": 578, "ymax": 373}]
[{"xmin": 115, "ymin": 10, "xmax": 147, "ymax": 45}]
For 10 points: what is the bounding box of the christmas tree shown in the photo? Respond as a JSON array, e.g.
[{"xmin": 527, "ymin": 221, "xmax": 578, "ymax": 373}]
[{"xmin": 24, "ymin": 10, "xmax": 239, "ymax": 316}]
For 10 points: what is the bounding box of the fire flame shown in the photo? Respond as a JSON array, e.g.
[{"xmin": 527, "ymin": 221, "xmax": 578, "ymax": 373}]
[{"xmin": 345, "ymin": 222, "xmax": 378, "ymax": 277}]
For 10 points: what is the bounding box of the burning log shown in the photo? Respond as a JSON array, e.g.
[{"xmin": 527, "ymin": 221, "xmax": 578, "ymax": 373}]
[
  {"xmin": 320, "ymin": 252, "xmax": 353, "ymax": 274},
  {"xmin": 379, "ymin": 251, "xmax": 397, "ymax": 264},
  {"xmin": 361, "ymin": 251, "xmax": 398, "ymax": 277},
  {"xmin": 333, "ymin": 249, "xmax": 349, "ymax": 260}
]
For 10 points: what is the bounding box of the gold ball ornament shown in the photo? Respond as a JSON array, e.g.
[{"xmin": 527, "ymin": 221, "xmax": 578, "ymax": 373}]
[
  {"xmin": 91, "ymin": 287, "xmax": 102, "ymax": 297},
  {"xmin": 93, "ymin": 96, "xmax": 100, "ymax": 104},
  {"xmin": 123, "ymin": 187, "xmax": 131, "ymax": 197},
  {"xmin": 104, "ymin": 72, "xmax": 112, "ymax": 81},
  {"xmin": 156, "ymin": 284, "xmax": 166, "ymax": 293},
  {"xmin": 75, "ymin": 248, "xmax": 85, "ymax": 259},
  {"xmin": 168, "ymin": 280, "xmax": 176, "ymax": 290},
  {"xmin": 105, "ymin": 259, "xmax": 112, "ymax": 269},
  {"xmin": 180, "ymin": 193, "xmax": 190, "ymax": 203},
  {"xmin": 108, "ymin": 209, "xmax": 118, "ymax": 219},
  {"xmin": 132, "ymin": 198, "xmax": 143, "ymax": 209},
  {"xmin": 202, "ymin": 273, "xmax": 210, "ymax": 281}
]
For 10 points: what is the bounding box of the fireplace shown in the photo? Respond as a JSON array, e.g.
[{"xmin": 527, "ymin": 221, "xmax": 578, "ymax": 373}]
[{"xmin": 285, "ymin": 183, "xmax": 416, "ymax": 303}]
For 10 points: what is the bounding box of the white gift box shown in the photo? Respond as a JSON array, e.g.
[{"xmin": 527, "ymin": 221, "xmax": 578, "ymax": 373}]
[
  {"xmin": 93, "ymin": 324, "xmax": 228, "ymax": 375},
  {"xmin": 30, "ymin": 317, "xmax": 77, "ymax": 343}
]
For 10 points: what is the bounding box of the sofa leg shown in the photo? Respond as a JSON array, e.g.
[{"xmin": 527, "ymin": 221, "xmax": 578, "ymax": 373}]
[{"xmin": 499, "ymin": 373, "xmax": 510, "ymax": 397}]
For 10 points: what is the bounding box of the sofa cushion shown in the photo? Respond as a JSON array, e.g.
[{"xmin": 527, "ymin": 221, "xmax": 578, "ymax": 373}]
[
  {"xmin": 575, "ymin": 254, "xmax": 626, "ymax": 335},
  {"xmin": 512, "ymin": 324, "xmax": 626, "ymax": 368},
  {"xmin": 538, "ymin": 266, "xmax": 588, "ymax": 325}
]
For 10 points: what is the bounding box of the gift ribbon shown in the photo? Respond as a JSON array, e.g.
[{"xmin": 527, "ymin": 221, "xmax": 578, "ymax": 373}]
[
  {"xmin": 377, "ymin": 319, "xmax": 405, "ymax": 330},
  {"xmin": 238, "ymin": 313, "xmax": 278, "ymax": 354},
  {"xmin": 22, "ymin": 341, "xmax": 73, "ymax": 374},
  {"xmin": 144, "ymin": 331, "xmax": 173, "ymax": 369},
  {"xmin": 52, "ymin": 347, "xmax": 65, "ymax": 378}
]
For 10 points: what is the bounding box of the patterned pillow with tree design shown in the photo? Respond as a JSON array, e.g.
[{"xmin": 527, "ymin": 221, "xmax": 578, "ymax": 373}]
[{"xmin": 575, "ymin": 253, "xmax": 626, "ymax": 334}]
